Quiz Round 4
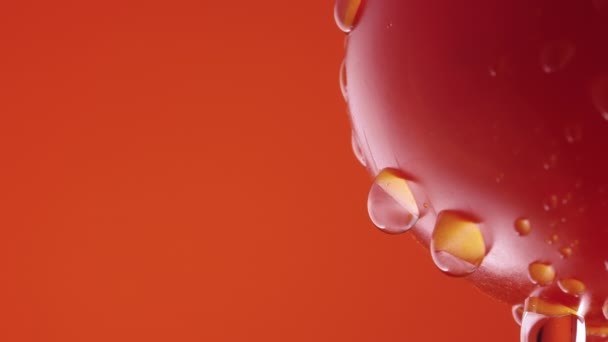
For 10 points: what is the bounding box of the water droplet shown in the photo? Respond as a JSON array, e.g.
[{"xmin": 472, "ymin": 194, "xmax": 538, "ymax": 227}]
[
  {"xmin": 351, "ymin": 132, "xmax": 366, "ymax": 167},
  {"xmin": 339, "ymin": 60, "xmax": 348, "ymax": 99},
  {"xmin": 525, "ymin": 296, "xmax": 579, "ymax": 317},
  {"xmin": 591, "ymin": 75, "xmax": 608, "ymax": 120},
  {"xmin": 513, "ymin": 304, "xmax": 524, "ymax": 326},
  {"xmin": 521, "ymin": 312, "xmax": 585, "ymax": 342},
  {"xmin": 515, "ymin": 218, "xmax": 532, "ymax": 236},
  {"xmin": 565, "ymin": 125, "xmax": 583, "ymax": 143},
  {"xmin": 544, "ymin": 195, "xmax": 559, "ymax": 211},
  {"xmin": 334, "ymin": 0, "xmax": 362, "ymax": 33},
  {"xmin": 543, "ymin": 154, "xmax": 558, "ymax": 170},
  {"xmin": 430, "ymin": 211, "xmax": 487, "ymax": 277},
  {"xmin": 528, "ymin": 262, "xmax": 556, "ymax": 286},
  {"xmin": 546, "ymin": 234, "xmax": 559, "ymax": 245},
  {"xmin": 557, "ymin": 278, "xmax": 586, "ymax": 296},
  {"xmin": 540, "ymin": 40, "xmax": 576, "ymax": 74},
  {"xmin": 367, "ymin": 168, "xmax": 419, "ymax": 234},
  {"xmin": 559, "ymin": 246, "xmax": 573, "ymax": 258}
]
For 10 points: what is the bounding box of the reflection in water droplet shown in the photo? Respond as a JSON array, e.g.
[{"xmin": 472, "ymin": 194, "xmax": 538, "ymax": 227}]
[
  {"xmin": 521, "ymin": 312, "xmax": 585, "ymax": 342},
  {"xmin": 340, "ymin": 60, "xmax": 348, "ymax": 99},
  {"xmin": 559, "ymin": 246, "xmax": 573, "ymax": 258},
  {"xmin": 557, "ymin": 278, "xmax": 586, "ymax": 296},
  {"xmin": 515, "ymin": 218, "xmax": 532, "ymax": 236},
  {"xmin": 513, "ymin": 304, "xmax": 524, "ymax": 326},
  {"xmin": 540, "ymin": 40, "xmax": 576, "ymax": 74},
  {"xmin": 351, "ymin": 132, "xmax": 366, "ymax": 167},
  {"xmin": 528, "ymin": 262, "xmax": 556, "ymax": 286},
  {"xmin": 430, "ymin": 211, "xmax": 487, "ymax": 277},
  {"xmin": 334, "ymin": 0, "xmax": 362, "ymax": 33},
  {"xmin": 592, "ymin": 75, "xmax": 608, "ymax": 120},
  {"xmin": 367, "ymin": 168, "xmax": 419, "ymax": 234}
]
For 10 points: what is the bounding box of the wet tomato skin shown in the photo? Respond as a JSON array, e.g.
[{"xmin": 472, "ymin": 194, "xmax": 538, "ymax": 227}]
[{"xmin": 343, "ymin": 0, "xmax": 608, "ymax": 321}]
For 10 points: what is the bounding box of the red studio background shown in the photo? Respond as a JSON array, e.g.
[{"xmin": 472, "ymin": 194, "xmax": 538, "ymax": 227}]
[{"xmin": 0, "ymin": 1, "xmax": 517, "ymax": 341}]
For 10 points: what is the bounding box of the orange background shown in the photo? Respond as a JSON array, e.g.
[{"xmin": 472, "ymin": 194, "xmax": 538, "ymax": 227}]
[{"xmin": 0, "ymin": 1, "xmax": 517, "ymax": 341}]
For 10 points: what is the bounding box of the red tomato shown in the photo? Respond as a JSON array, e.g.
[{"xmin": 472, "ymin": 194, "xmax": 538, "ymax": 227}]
[{"xmin": 336, "ymin": 0, "xmax": 608, "ymax": 339}]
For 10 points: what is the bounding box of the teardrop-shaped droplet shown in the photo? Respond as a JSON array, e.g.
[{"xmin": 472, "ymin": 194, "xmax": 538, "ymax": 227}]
[
  {"xmin": 334, "ymin": 0, "xmax": 362, "ymax": 33},
  {"xmin": 521, "ymin": 312, "xmax": 585, "ymax": 342},
  {"xmin": 513, "ymin": 304, "xmax": 525, "ymax": 326},
  {"xmin": 351, "ymin": 132, "xmax": 366, "ymax": 167},
  {"xmin": 557, "ymin": 278, "xmax": 586, "ymax": 297},
  {"xmin": 367, "ymin": 168, "xmax": 419, "ymax": 234},
  {"xmin": 540, "ymin": 40, "xmax": 576, "ymax": 74},
  {"xmin": 528, "ymin": 262, "xmax": 556, "ymax": 286},
  {"xmin": 430, "ymin": 211, "xmax": 487, "ymax": 277},
  {"xmin": 515, "ymin": 218, "xmax": 532, "ymax": 236}
]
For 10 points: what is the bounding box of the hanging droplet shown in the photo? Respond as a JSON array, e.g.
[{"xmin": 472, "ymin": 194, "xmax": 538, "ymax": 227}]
[
  {"xmin": 528, "ymin": 262, "xmax": 556, "ymax": 286},
  {"xmin": 559, "ymin": 246, "xmax": 573, "ymax": 258},
  {"xmin": 557, "ymin": 278, "xmax": 586, "ymax": 296},
  {"xmin": 521, "ymin": 312, "xmax": 585, "ymax": 342},
  {"xmin": 512, "ymin": 304, "xmax": 524, "ymax": 326},
  {"xmin": 351, "ymin": 132, "xmax": 367, "ymax": 167},
  {"xmin": 430, "ymin": 211, "xmax": 487, "ymax": 277},
  {"xmin": 367, "ymin": 168, "xmax": 419, "ymax": 234},
  {"xmin": 539, "ymin": 40, "xmax": 576, "ymax": 74},
  {"xmin": 334, "ymin": 0, "xmax": 363, "ymax": 33},
  {"xmin": 340, "ymin": 60, "xmax": 348, "ymax": 99},
  {"xmin": 515, "ymin": 218, "xmax": 532, "ymax": 236}
]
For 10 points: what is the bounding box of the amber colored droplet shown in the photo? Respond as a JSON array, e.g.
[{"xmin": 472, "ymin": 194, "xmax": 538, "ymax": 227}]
[
  {"xmin": 430, "ymin": 211, "xmax": 487, "ymax": 276},
  {"xmin": 515, "ymin": 218, "xmax": 532, "ymax": 236},
  {"xmin": 557, "ymin": 278, "xmax": 586, "ymax": 296},
  {"xmin": 528, "ymin": 262, "xmax": 556, "ymax": 286},
  {"xmin": 559, "ymin": 246, "xmax": 573, "ymax": 258},
  {"xmin": 334, "ymin": 0, "xmax": 363, "ymax": 33},
  {"xmin": 367, "ymin": 168, "xmax": 420, "ymax": 234},
  {"xmin": 525, "ymin": 297, "xmax": 579, "ymax": 317}
]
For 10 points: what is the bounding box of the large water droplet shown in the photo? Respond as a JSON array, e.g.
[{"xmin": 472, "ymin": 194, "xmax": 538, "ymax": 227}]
[
  {"xmin": 521, "ymin": 312, "xmax": 585, "ymax": 342},
  {"xmin": 515, "ymin": 218, "xmax": 532, "ymax": 236},
  {"xmin": 430, "ymin": 211, "xmax": 487, "ymax": 277},
  {"xmin": 367, "ymin": 168, "xmax": 419, "ymax": 234},
  {"xmin": 351, "ymin": 132, "xmax": 366, "ymax": 167},
  {"xmin": 528, "ymin": 262, "xmax": 556, "ymax": 286},
  {"xmin": 340, "ymin": 60, "xmax": 348, "ymax": 99},
  {"xmin": 540, "ymin": 40, "xmax": 576, "ymax": 74},
  {"xmin": 557, "ymin": 278, "xmax": 586, "ymax": 297},
  {"xmin": 334, "ymin": 0, "xmax": 362, "ymax": 33}
]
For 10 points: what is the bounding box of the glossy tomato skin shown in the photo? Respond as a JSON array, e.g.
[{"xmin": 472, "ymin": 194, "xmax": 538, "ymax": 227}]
[{"xmin": 344, "ymin": 0, "xmax": 608, "ymax": 321}]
